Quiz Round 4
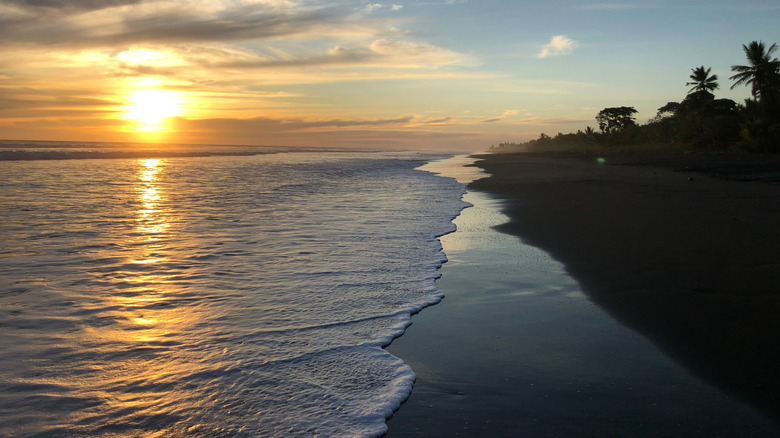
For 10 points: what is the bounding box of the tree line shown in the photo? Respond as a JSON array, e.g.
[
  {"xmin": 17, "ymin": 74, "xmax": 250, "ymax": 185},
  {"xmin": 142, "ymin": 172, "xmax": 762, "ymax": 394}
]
[{"xmin": 492, "ymin": 41, "xmax": 780, "ymax": 153}]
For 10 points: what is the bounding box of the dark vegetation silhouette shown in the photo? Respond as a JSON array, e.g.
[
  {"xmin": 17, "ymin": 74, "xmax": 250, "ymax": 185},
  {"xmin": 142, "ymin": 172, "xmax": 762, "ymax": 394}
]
[
  {"xmin": 596, "ymin": 106, "xmax": 638, "ymax": 134},
  {"xmin": 687, "ymin": 66, "xmax": 719, "ymax": 94},
  {"xmin": 492, "ymin": 41, "xmax": 780, "ymax": 153}
]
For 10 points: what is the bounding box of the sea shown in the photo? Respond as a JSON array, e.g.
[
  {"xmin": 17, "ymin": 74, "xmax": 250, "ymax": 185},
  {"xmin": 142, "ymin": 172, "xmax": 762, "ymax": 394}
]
[{"xmin": 0, "ymin": 141, "xmax": 470, "ymax": 437}]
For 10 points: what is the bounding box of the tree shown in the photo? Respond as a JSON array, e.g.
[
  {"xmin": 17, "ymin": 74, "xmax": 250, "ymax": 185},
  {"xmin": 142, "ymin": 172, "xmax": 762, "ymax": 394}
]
[
  {"xmin": 595, "ymin": 106, "xmax": 638, "ymax": 134},
  {"xmin": 686, "ymin": 66, "xmax": 719, "ymax": 94},
  {"xmin": 730, "ymin": 41, "xmax": 780, "ymax": 151},
  {"xmin": 656, "ymin": 101, "xmax": 680, "ymax": 118},
  {"xmin": 729, "ymin": 41, "xmax": 780, "ymax": 104},
  {"xmin": 673, "ymin": 90, "xmax": 740, "ymax": 149},
  {"xmin": 644, "ymin": 102, "xmax": 681, "ymax": 143}
]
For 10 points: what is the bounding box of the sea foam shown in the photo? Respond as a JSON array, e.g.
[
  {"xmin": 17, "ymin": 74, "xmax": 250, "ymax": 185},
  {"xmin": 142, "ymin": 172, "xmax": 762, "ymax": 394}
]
[{"xmin": 0, "ymin": 149, "xmax": 467, "ymax": 437}]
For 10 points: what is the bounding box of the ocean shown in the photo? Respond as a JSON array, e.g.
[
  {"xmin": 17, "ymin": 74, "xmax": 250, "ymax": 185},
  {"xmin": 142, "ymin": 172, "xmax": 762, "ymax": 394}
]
[{"xmin": 0, "ymin": 145, "xmax": 469, "ymax": 437}]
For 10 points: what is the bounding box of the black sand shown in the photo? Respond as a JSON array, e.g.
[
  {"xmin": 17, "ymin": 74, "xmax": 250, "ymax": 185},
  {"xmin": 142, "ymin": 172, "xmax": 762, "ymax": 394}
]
[{"xmin": 385, "ymin": 152, "xmax": 780, "ymax": 436}]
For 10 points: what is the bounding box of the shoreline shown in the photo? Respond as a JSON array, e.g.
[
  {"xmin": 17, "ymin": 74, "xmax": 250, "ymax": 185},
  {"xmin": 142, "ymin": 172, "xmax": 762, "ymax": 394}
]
[
  {"xmin": 384, "ymin": 154, "xmax": 779, "ymax": 436},
  {"xmin": 469, "ymin": 150, "xmax": 780, "ymax": 421}
]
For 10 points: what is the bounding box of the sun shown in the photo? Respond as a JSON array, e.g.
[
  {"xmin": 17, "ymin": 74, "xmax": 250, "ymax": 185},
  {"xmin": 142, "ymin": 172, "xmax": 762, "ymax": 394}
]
[{"xmin": 125, "ymin": 89, "xmax": 181, "ymax": 131}]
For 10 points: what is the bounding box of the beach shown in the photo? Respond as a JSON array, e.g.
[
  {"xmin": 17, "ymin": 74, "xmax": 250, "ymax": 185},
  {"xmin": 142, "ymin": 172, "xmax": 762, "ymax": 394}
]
[{"xmin": 386, "ymin": 152, "xmax": 780, "ymax": 436}]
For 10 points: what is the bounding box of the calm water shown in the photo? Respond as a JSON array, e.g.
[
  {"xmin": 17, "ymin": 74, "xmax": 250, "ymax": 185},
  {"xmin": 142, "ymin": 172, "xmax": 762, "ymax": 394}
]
[{"xmin": 0, "ymin": 151, "xmax": 467, "ymax": 437}]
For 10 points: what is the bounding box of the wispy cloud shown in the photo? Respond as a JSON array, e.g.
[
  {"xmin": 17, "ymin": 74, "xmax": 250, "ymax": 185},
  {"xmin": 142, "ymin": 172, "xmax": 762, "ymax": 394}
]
[
  {"xmin": 0, "ymin": 0, "xmax": 473, "ymax": 94},
  {"xmin": 511, "ymin": 116, "xmax": 591, "ymax": 126},
  {"xmin": 479, "ymin": 109, "xmax": 519, "ymax": 123},
  {"xmin": 0, "ymin": 5, "xmax": 355, "ymax": 47},
  {"xmin": 538, "ymin": 35, "xmax": 578, "ymax": 58},
  {"xmin": 2, "ymin": 0, "xmax": 142, "ymax": 13},
  {"xmin": 419, "ymin": 116, "xmax": 452, "ymax": 125},
  {"xmin": 368, "ymin": 39, "xmax": 467, "ymax": 67}
]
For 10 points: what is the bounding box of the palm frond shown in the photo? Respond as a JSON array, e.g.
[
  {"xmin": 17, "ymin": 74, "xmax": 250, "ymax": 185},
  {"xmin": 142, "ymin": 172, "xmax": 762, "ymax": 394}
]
[
  {"xmin": 729, "ymin": 74, "xmax": 753, "ymax": 89},
  {"xmin": 730, "ymin": 65, "xmax": 752, "ymax": 73},
  {"xmin": 730, "ymin": 41, "xmax": 780, "ymax": 98}
]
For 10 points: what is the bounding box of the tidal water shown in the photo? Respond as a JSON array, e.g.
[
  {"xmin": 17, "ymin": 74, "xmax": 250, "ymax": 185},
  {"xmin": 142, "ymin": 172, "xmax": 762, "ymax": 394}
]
[{"xmin": 0, "ymin": 150, "xmax": 468, "ymax": 437}]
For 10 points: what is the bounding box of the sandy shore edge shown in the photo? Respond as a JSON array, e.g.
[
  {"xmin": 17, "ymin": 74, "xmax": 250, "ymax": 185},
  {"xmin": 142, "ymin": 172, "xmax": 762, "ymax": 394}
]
[{"xmin": 468, "ymin": 150, "xmax": 780, "ymax": 421}]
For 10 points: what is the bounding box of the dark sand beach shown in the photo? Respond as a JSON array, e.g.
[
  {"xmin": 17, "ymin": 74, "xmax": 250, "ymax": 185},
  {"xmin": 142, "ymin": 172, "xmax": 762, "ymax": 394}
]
[{"xmin": 386, "ymin": 151, "xmax": 780, "ymax": 436}]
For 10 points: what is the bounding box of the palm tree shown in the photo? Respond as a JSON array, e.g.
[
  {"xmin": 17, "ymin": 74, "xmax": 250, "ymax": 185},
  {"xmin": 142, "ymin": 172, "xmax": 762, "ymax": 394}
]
[
  {"xmin": 686, "ymin": 66, "xmax": 719, "ymax": 94},
  {"xmin": 729, "ymin": 41, "xmax": 780, "ymax": 103}
]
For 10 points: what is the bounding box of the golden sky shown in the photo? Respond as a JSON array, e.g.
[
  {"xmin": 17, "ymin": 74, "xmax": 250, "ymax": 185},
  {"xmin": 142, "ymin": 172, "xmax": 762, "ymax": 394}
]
[{"xmin": 0, "ymin": 1, "xmax": 775, "ymax": 151}]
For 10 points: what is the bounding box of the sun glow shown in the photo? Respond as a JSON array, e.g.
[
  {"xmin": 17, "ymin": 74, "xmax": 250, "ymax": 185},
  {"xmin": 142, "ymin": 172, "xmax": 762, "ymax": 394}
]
[{"xmin": 125, "ymin": 89, "xmax": 181, "ymax": 131}]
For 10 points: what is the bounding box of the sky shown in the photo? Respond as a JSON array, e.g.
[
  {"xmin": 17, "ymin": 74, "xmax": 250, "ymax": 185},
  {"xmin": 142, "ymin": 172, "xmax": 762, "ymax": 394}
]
[{"xmin": 1, "ymin": 0, "xmax": 778, "ymax": 151}]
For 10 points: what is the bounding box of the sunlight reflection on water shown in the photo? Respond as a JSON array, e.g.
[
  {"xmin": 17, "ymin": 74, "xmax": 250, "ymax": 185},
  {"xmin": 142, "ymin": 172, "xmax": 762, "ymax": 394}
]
[
  {"xmin": 0, "ymin": 151, "xmax": 467, "ymax": 437},
  {"xmin": 136, "ymin": 158, "xmax": 170, "ymax": 240}
]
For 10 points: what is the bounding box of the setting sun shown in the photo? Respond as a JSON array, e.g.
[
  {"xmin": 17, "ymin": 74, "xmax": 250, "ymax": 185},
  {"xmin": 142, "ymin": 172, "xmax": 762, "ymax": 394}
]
[{"xmin": 125, "ymin": 89, "xmax": 181, "ymax": 131}]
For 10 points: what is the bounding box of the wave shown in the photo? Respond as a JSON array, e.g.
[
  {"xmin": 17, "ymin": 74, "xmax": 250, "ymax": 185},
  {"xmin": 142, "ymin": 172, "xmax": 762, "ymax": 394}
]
[
  {"xmin": 0, "ymin": 151, "xmax": 468, "ymax": 437},
  {"xmin": 0, "ymin": 140, "xmax": 339, "ymax": 161}
]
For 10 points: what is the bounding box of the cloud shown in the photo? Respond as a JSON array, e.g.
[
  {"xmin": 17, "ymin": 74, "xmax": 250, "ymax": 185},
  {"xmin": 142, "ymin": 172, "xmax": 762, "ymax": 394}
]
[
  {"xmin": 538, "ymin": 35, "xmax": 578, "ymax": 58},
  {"xmin": 0, "ymin": 2, "xmax": 366, "ymax": 47},
  {"xmin": 0, "ymin": 111, "xmax": 484, "ymax": 150},
  {"xmin": 3, "ymin": 0, "xmax": 141, "ymax": 13},
  {"xmin": 511, "ymin": 116, "xmax": 591, "ymax": 126},
  {"xmin": 0, "ymin": 1, "xmax": 468, "ymax": 73},
  {"xmin": 477, "ymin": 109, "xmax": 518, "ymax": 124},
  {"xmin": 171, "ymin": 114, "xmax": 416, "ymax": 133},
  {"xmin": 98, "ymin": 39, "xmax": 469, "ymax": 85},
  {"xmin": 420, "ymin": 116, "xmax": 452, "ymax": 125},
  {"xmin": 0, "ymin": 0, "xmax": 472, "ymax": 91},
  {"xmin": 360, "ymin": 2, "xmax": 403, "ymax": 14},
  {"xmin": 0, "ymin": 0, "xmax": 483, "ymax": 150},
  {"xmin": 369, "ymin": 39, "xmax": 467, "ymax": 67},
  {"xmin": 164, "ymin": 114, "xmax": 423, "ymax": 147},
  {"xmin": 210, "ymin": 39, "xmax": 467, "ymax": 70},
  {"xmin": 363, "ymin": 3, "xmax": 383, "ymax": 13}
]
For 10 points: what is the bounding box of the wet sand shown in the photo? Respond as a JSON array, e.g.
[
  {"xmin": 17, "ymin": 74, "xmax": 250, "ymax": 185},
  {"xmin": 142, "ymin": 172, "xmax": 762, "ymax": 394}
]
[
  {"xmin": 385, "ymin": 152, "xmax": 780, "ymax": 436},
  {"xmin": 469, "ymin": 151, "xmax": 780, "ymax": 421}
]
